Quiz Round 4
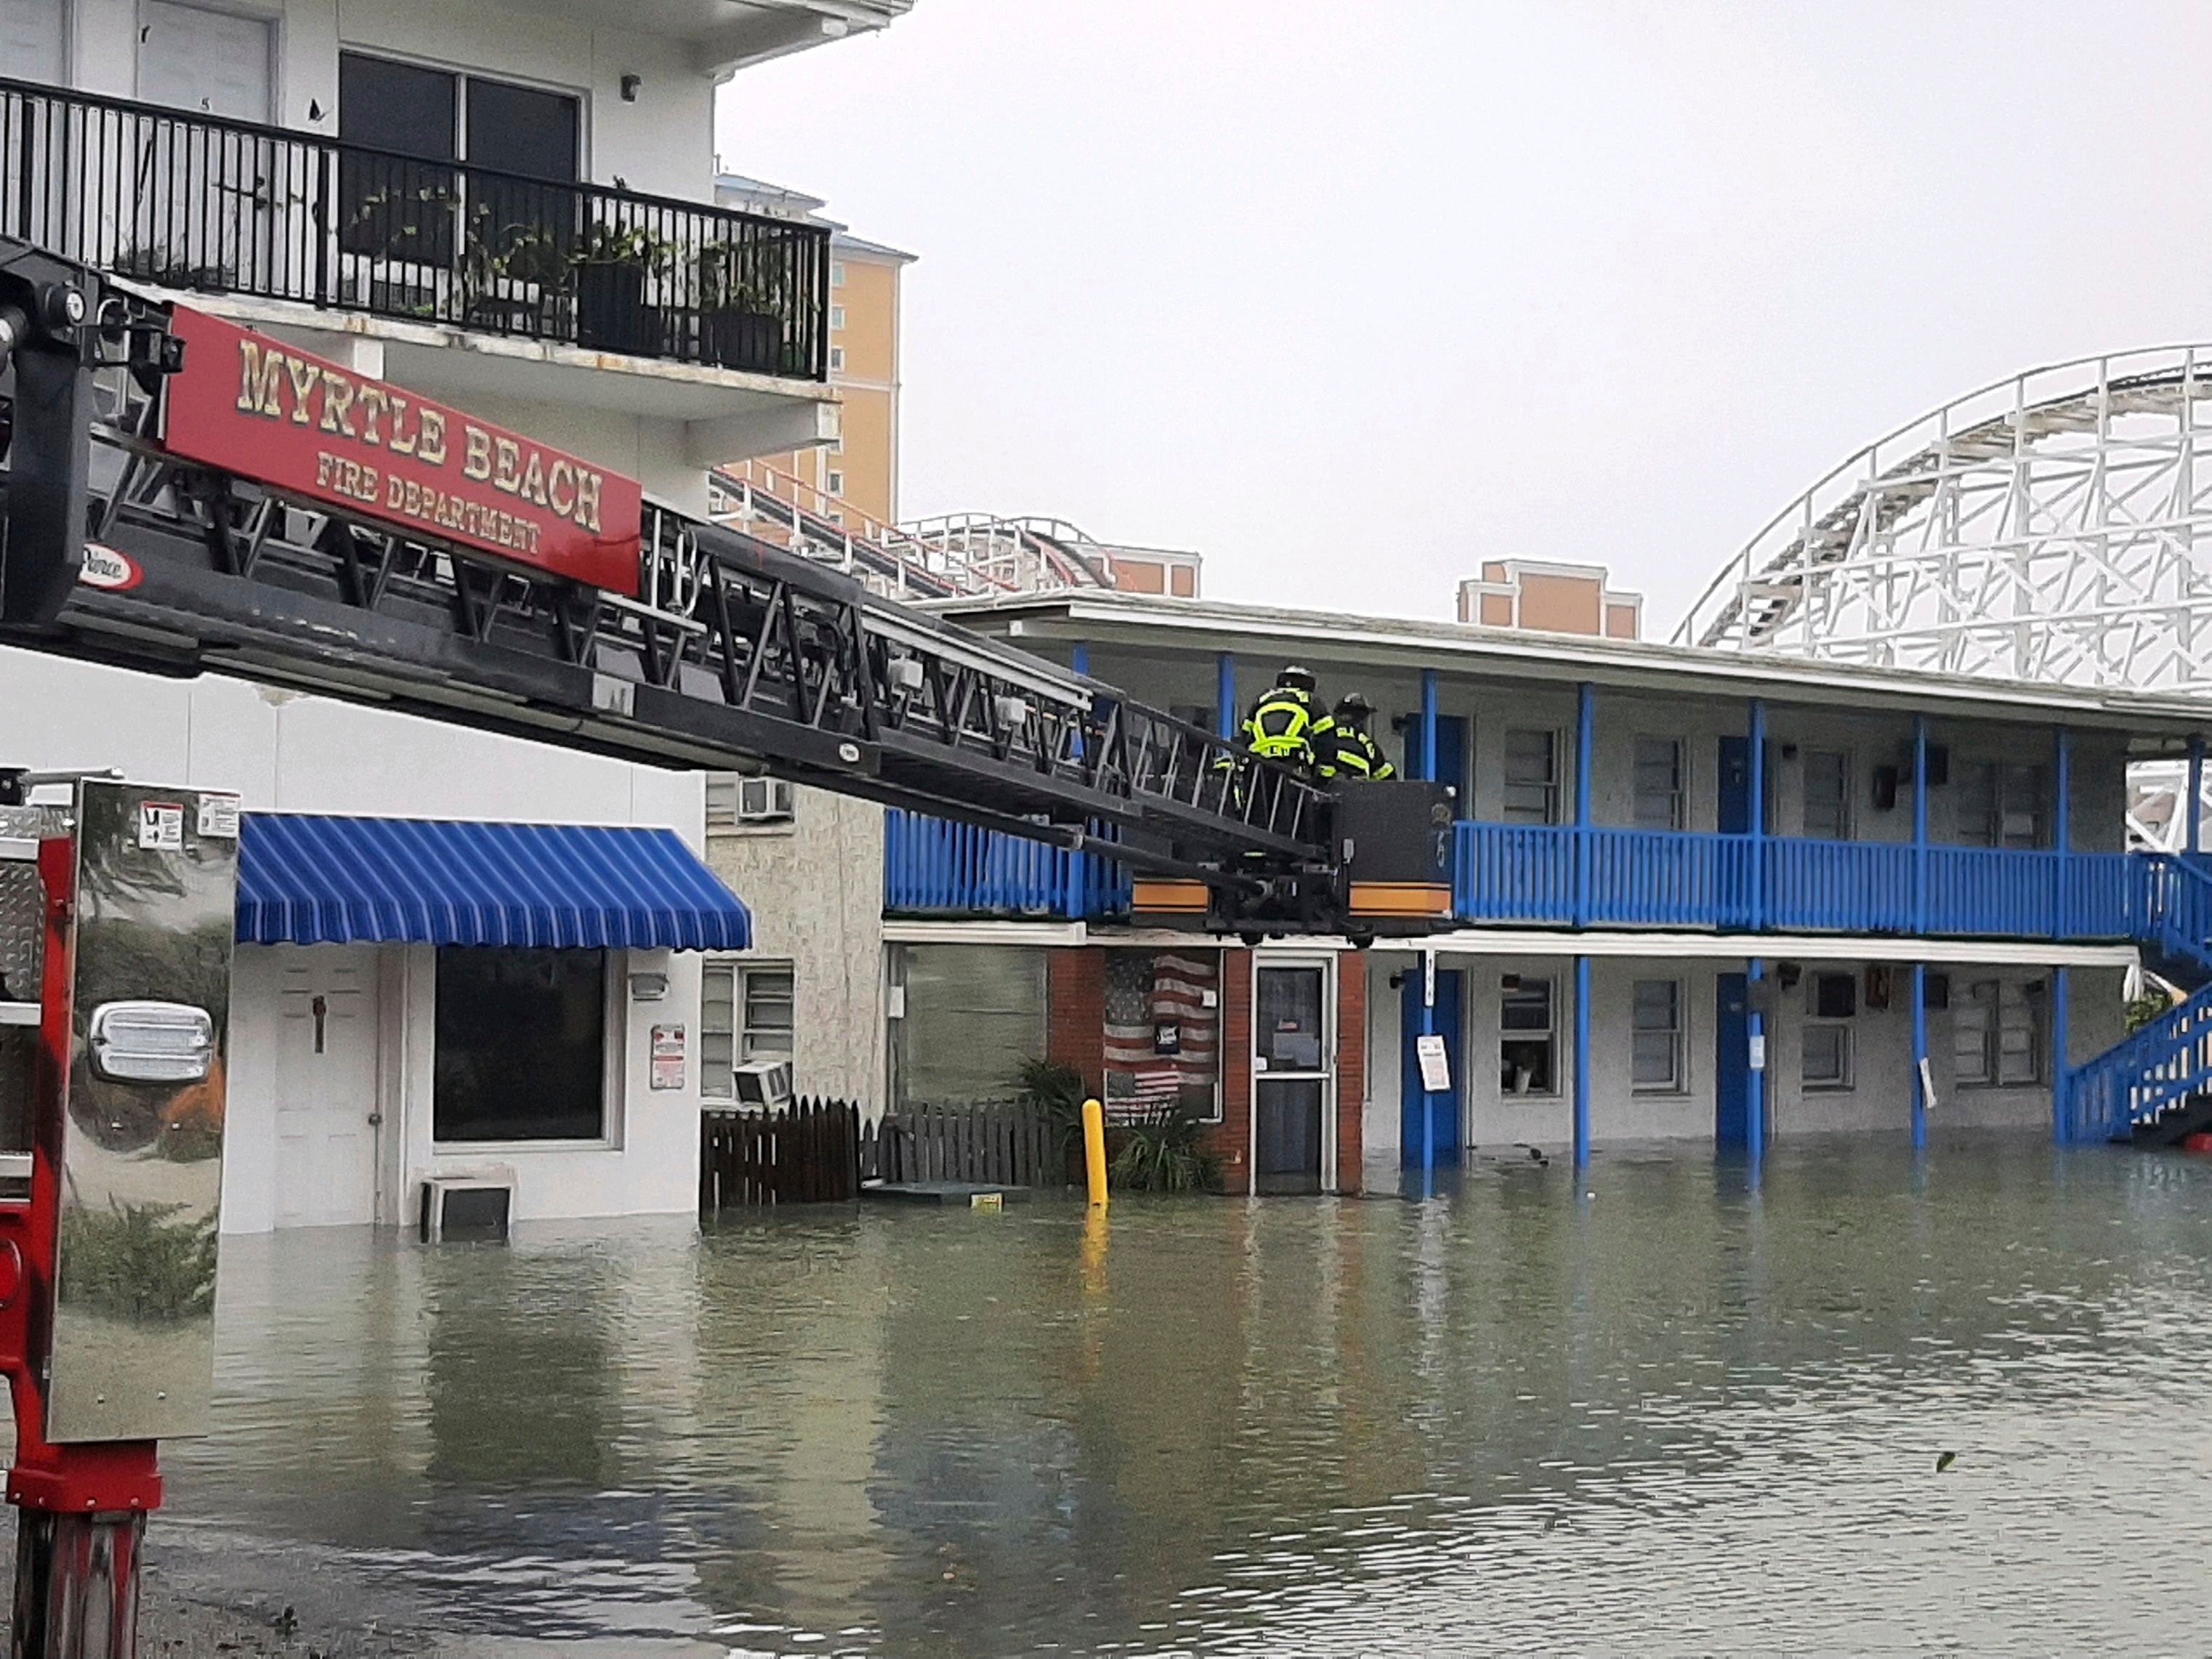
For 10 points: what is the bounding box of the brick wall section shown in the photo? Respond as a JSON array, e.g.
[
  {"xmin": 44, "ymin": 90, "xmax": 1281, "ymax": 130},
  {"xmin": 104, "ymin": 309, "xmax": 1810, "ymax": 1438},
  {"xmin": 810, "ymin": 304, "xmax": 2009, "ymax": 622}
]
[
  {"xmin": 1046, "ymin": 948, "xmax": 1106, "ymax": 1097},
  {"xmin": 1208, "ymin": 949, "xmax": 1254, "ymax": 1192},
  {"xmin": 1336, "ymin": 950, "xmax": 1365, "ymax": 1195}
]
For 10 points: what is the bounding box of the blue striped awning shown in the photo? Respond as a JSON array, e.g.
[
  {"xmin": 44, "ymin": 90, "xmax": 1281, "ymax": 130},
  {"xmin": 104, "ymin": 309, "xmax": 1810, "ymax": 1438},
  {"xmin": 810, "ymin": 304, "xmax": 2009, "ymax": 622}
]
[{"xmin": 237, "ymin": 814, "xmax": 751, "ymax": 950}]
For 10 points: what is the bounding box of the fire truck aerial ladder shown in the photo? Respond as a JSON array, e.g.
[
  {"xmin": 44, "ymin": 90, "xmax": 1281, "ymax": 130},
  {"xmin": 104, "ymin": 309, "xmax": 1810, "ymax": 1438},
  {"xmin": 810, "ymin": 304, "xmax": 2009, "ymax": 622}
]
[
  {"xmin": 0, "ymin": 234, "xmax": 1451, "ymax": 936},
  {"xmin": 0, "ymin": 233, "xmax": 1450, "ymax": 1655}
]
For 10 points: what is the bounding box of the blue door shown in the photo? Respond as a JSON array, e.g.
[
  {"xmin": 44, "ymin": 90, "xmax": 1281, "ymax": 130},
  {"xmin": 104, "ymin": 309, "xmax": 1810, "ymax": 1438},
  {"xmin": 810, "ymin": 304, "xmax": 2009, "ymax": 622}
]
[
  {"xmin": 1718, "ymin": 736, "xmax": 1774, "ymax": 834},
  {"xmin": 1715, "ymin": 972, "xmax": 1750, "ymax": 1147},
  {"xmin": 1404, "ymin": 714, "xmax": 1467, "ymax": 809},
  {"xmin": 1719, "ymin": 737, "xmax": 1750, "ymax": 833},
  {"xmin": 1400, "ymin": 968, "xmax": 1463, "ymax": 1167}
]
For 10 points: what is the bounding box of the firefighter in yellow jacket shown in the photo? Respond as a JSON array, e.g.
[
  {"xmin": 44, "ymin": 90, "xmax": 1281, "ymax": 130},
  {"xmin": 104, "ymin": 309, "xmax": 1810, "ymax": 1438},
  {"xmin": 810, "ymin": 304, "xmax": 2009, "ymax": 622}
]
[
  {"xmin": 1317, "ymin": 692, "xmax": 1397, "ymax": 783},
  {"xmin": 1239, "ymin": 665, "xmax": 1333, "ymax": 772}
]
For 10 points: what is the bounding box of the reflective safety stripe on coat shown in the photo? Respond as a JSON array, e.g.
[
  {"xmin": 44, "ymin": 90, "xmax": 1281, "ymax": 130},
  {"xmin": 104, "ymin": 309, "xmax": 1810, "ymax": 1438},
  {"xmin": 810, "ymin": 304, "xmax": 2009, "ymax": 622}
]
[
  {"xmin": 1243, "ymin": 690, "xmax": 1332, "ymax": 764},
  {"xmin": 1320, "ymin": 725, "xmax": 1397, "ymax": 781}
]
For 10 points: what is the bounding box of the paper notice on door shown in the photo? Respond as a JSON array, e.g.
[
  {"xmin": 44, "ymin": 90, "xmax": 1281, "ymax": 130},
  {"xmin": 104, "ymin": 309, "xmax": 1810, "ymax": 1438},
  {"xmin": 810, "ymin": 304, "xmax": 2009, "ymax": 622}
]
[{"xmin": 1415, "ymin": 1033, "xmax": 1451, "ymax": 1093}]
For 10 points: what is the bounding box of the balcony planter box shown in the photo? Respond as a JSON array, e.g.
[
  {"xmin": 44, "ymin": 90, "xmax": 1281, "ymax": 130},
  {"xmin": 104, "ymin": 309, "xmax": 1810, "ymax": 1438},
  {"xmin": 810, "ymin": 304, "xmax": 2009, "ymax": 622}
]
[
  {"xmin": 700, "ymin": 309, "xmax": 783, "ymax": 374},
  {"xmin": 575, "ymin": 260, "xmax": 663, "ymax": 358}
]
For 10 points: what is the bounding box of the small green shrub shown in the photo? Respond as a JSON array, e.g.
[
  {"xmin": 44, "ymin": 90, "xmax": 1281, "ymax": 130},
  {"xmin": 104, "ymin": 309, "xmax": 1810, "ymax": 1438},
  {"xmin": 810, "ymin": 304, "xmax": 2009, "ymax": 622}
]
[{"xmin": 1108, "ymin": 1113, "xmax": 1223, "ymax": 1195}]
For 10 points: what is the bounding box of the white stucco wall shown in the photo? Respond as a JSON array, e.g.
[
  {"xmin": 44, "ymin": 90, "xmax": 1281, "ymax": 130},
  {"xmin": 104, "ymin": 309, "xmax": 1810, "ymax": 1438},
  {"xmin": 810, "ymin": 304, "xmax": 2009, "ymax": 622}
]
[{"xmin": 704, "ymin": 785, "xmax": 886, "ymax": 1107}]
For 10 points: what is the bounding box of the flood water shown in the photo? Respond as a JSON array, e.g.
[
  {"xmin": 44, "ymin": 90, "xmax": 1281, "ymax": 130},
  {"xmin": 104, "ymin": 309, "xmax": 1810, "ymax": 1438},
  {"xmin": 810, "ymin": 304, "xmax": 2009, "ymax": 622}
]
[{"xmin": 161, "ymin": 1137, "xmax": 2212, "ymax": 1655}]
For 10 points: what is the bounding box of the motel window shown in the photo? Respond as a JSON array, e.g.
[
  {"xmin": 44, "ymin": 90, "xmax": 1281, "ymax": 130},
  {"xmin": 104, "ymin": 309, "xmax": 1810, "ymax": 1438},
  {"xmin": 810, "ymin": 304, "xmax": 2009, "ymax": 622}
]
[
  {"xmin": 434, "ymin": 948, "xmax": 607, "ymax": 1141},
  {"xmin": 1631, "ymin": 979, "xmax": 1684, "ymax": 1093},
  {"xmin": 1102, "ymin": 948, "xmax": 1222, "ymax": 1123},
  {"xmin": 1803, "ymin": 748, "xmax": 1851, "ymax": 841},
  {"xmin": 1500, "ymin": 974, "xmax": 1557, "ymax": 1095},
  {"xmin": 892, "ymin": 944, "xmax": 1046, "ymax": 1107},
  {"xmin": 1802, "ymin": 971, "xmax": 1855, "ymax": 1090},
  {"xmin": 699, "ymin": 962, "xmax": 796, "ymax": 1099},
  {"xmin": 1501, "ymin": 730, "xmax": 1560, "ymax": 825},
  {"xmin": 827, "ymin": 471, "xmax": 844, "ymax": 496},
  {"xmin": 1631, "ymin": 737, "xmax": 1684, "ymax": 831},
  {"xmin": 1955, "ymin": 761, "xmax": 2046, "ymax": 848},
  {"xmin": 831, "ymin": 304, "xmax": 847, "ymax": 330},
  {"xmin": 830, "ymin": 346, "xmax": 846, "ymax": 372},
  {"xmin": 831, "ymin": 260, "xmax": 846, "ymax": 287},
  {"xmin": 1955, "ymin": 978, "xmax": 2046, "ymax": 1088},
  {"xmin": 706, "ymin": 773, "xmax": 794, "ymax": 827},
  {"xmin": 1801, "ymin": 1022, "xmax": 1852, "ymax": 1090}
]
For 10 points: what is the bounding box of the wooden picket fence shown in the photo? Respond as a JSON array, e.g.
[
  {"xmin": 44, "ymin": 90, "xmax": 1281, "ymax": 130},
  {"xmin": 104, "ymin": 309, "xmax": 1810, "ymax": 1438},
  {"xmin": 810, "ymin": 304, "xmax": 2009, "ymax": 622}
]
[
  {"xmin": 864, "ymin": 1100, "xmax": 1060, "ymax": 1188},
  {"xmin": 701, "ymin": 1097, "xmax": 1065, "ymax": 1214},
  {"xmin": 700, "ymin": 1096, "xmax": 860, "ymax": 1211}
]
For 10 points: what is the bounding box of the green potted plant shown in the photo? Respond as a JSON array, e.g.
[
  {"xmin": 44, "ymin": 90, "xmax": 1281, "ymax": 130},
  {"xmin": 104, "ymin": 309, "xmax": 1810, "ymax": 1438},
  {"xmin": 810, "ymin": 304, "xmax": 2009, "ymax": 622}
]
[
  {"xmin": 693, "ymin": 243, "xmax": 786, "ymax": 373},
  {"xmin": 573, "ymin": 222, "xmax": 669, "ymax": 357}
]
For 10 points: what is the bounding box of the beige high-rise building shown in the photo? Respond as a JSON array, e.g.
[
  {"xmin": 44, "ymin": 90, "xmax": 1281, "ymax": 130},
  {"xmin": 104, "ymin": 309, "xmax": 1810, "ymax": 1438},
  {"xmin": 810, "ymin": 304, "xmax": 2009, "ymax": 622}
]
[{"xmin": 714, "ymin": 172, "xmax": 915, "ymax": 527}]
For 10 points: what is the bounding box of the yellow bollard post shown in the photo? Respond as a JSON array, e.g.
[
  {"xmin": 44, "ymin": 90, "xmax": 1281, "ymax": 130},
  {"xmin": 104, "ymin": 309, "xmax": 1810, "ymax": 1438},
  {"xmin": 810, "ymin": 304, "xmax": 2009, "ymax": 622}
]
[{"xmin": 1082, "ymin": 1096, "xmax": 1108, "ymax": 1209}]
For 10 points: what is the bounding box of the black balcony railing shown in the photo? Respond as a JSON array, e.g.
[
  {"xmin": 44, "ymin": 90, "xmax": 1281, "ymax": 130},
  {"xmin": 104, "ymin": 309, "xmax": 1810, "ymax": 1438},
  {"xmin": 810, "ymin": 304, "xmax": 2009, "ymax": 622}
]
[{"xmin": 0, "ymin": 76, "xmax": 830, "ymax": 380}]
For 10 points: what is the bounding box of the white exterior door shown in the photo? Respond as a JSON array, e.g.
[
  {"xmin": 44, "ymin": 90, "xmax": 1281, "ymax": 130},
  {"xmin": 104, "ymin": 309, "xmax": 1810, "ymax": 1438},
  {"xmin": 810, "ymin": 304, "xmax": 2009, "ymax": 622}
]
[
  {"xmin": 137, "ymin": 1, "xmax": 270, "ymax": 119},
  {"xmin": 274, "ymin": 945, "xmax": 381, "ymax": 1227},
  {"xmin": 0, "ymin": 0, "xmax": 65, "ymax": 83}
]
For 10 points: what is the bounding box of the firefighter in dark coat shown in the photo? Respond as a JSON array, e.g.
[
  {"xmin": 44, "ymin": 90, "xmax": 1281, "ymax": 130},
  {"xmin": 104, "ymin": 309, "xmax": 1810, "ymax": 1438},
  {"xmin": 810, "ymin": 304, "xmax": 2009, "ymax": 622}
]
[{"xmin": 1317, "ymin": 693, "xmax": 1396, "ymax": 783}]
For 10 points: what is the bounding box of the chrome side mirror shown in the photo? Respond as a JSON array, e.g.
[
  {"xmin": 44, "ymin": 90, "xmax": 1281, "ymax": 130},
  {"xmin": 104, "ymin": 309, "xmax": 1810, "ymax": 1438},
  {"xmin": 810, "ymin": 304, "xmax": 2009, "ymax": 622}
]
[{"xmin": 87, "ymin": 1000, "xmax": 214, "ymax": 1084}]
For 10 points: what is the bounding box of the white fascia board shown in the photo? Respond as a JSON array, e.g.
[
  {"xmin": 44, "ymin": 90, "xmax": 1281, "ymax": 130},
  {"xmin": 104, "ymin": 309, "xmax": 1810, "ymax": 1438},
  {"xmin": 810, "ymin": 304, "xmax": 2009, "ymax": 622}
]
[{"xmin": 1381, "ymin": 929, "xmax": 2139, "ymax": 969}]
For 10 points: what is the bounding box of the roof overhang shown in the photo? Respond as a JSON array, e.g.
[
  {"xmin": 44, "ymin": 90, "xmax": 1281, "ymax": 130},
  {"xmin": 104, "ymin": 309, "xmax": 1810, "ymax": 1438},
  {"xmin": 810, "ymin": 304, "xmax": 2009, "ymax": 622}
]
[{"xmin": 937, "ymin": 592, "xmax": 2212, "ymax": 751}]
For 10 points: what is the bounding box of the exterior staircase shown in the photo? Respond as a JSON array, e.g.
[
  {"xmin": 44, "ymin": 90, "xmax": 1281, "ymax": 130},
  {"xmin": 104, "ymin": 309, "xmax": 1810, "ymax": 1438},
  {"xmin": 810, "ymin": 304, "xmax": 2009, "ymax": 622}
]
[{"xmin": 2065, "ymin": 854, "xmax": 2212, "ymax": 1143}]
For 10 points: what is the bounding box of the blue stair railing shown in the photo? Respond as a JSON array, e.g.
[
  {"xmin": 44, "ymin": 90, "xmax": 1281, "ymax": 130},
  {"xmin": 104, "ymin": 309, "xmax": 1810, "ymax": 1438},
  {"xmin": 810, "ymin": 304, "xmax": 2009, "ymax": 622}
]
[
  {"xmin": 2064, "ymin": 853, "xmax": 2212, "ymax": 1142},
  {"xmin": 2064, "ymin": 981, "xmax": 2212, "ymax": 1143}
]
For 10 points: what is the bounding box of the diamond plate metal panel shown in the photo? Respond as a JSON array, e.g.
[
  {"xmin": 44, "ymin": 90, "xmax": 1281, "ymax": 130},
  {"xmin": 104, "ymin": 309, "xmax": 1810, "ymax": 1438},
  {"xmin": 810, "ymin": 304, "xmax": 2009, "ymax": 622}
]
[{"xmin": 0, "ymin": 867, "xmax": 40, "ymax": 1006}]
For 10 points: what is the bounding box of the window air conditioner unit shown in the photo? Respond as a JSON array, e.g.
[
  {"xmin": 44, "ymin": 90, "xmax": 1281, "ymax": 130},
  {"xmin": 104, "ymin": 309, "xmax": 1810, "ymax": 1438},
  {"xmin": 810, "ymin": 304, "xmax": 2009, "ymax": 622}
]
[
  {"xmin": 732, "ymin": 1057, "xmax": 794, "ymax": 1108},
  {"xmin": 419, "ymin": 1175, "xmax": 514, "ymax": 1244}
]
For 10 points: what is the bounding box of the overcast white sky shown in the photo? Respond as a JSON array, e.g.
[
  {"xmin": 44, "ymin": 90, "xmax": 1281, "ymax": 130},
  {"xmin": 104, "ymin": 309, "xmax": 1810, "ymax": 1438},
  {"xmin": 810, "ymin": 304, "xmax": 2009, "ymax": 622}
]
[{"xmin": 717, "ymin": 1, "xmax": 2212, "ymax": 631}]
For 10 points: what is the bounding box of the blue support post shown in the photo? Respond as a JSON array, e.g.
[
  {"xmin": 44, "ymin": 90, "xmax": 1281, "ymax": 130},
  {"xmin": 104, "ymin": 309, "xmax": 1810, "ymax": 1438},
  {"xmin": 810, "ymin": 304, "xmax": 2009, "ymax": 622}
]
[
  {"xmin": 2053, "ymin": 966, "xmax": 2071, "ymax": 1145},
  {"xmin": 1574, "ymin": 683, "xmax": 1595, "ymax": 927},
  {"xmin": 1748, "ymin": 700, "xmax": 1767, "ymax": 932},
  {"xmin": 1419, "ymin": 950, "xmax": 1437, "ymax": 1184},
  {"xmin": 1215, "ymin": 652, "xmax": 1237, "ymax": 740},
  {"xmin": 1070, "ymin": 643, "xmax": 1089, "ymax": 677},
  {"xmin": 2190, "ymin": 736, "xmax": 2204, "ymax": 858},
  {"xmin": 1746, "ymin": 958, "xmax": 1766, "ymax": 1174},
  {"xmin": 2053, "ymin": 727, "xmax": 2071, "ymax": 940},
  {"xmin": 1418, "ymin": 669, "xmax": 1439, "ymax": 783},
  {"xmin": 1573, "ymin": 953, "xmax": 1592, "ymax": 1168},
  {"xmin": 1910, "ymin": 961, "xmax": 1928, "ymax": 1151},
  {"xmin": 1912, "ymin": 714, "xmax": 1929, "ymax": 934}
]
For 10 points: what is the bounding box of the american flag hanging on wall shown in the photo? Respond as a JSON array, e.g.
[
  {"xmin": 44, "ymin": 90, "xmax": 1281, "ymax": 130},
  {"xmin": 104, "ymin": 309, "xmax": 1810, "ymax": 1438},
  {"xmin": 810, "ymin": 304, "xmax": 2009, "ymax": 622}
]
[{"xmin": 1103, "ymin": 950, "xmax": 1220, "ymax": 1120}]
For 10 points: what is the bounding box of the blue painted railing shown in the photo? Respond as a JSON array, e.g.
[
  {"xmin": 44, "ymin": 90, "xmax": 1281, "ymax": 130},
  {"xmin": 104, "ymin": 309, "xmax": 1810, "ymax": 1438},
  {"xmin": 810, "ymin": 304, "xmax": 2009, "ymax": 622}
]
[
  {"xmin": 1453, "ymin": 822, "xmax": 2143, "ymax": 942},
  {"xmin": 1764, "ymin": 838, "xmax": 1915, "ymax": 932},
  {"xmin": 883, "ymin": 811, "xmax": 1130, "ymax": 920},
  {"xmin": 2063, "ymin": 984, "xmax": 2212, "ymax": 1144},
  {"xmin": 2064, "ymin": 855, "xmax": 2212, "ymax": 1143}
]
